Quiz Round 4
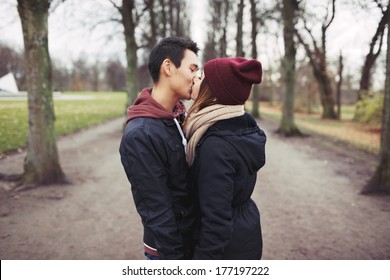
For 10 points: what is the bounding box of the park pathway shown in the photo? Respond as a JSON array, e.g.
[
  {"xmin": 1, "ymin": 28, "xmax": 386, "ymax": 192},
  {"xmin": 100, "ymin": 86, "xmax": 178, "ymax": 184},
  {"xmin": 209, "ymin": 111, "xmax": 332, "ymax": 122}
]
[{"xmin": 0, "ymin": 117, "xmax": 389, "ymax": 259}]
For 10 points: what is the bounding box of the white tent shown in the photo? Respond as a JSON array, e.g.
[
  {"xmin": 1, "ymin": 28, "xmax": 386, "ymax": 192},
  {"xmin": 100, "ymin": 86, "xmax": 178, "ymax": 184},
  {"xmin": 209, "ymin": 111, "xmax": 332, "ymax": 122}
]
[{"xmin": 0, "ymin": 73, "xmax": 19, "ymax": 94}]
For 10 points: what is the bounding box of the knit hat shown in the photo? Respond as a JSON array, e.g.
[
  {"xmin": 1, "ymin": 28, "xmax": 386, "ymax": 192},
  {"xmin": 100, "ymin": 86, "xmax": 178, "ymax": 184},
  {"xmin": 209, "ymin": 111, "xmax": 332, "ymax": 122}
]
[{"xmin": 203, "ymin": 57, "xmax": 262, "ymax": 105}]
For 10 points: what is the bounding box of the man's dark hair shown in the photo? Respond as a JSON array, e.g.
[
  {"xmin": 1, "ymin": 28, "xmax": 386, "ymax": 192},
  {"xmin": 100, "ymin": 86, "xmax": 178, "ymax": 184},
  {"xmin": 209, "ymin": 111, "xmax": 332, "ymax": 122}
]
[{"xmin": 148, "ymin": 37, "xmax": 199, "ymax": 83}]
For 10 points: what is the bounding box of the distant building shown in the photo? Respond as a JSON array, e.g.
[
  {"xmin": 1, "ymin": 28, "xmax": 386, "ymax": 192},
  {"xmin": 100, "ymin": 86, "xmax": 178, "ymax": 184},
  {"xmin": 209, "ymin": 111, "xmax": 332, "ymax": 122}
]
[{"xmin": 0, "ymin": 73, "xmax": 19, "ymax": 94}]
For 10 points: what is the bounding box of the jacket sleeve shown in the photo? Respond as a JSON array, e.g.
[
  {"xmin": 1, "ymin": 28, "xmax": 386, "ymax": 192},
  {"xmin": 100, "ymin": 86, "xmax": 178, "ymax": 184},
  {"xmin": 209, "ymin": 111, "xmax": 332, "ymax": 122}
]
[
  {"xmin": 193, "ymin": 137, "xmax": 236, "ymax": 259},
  {"xmin": 120, "ymin": 128, "xmax": 185, "ymax": 259}
]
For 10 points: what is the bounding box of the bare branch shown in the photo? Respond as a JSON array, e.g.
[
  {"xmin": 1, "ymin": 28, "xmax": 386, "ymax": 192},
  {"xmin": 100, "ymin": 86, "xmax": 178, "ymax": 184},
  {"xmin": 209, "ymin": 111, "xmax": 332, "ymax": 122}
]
[
  {"xmin": 324, "ymin": 0, "xmax": 336, "ymax": 30},
  {"xmin": 49, "ymin": 0, "xmax": 66, "ymax": 12},
  {"xmin": 295, "ymin": 28, "xmax": 318, "ymax": 71},
  {"xmin": 368, "ymin": 4, "xmax": 389, "ymax": 55},
  {"xmin": 108, "ymin": 0, "xmax": 122, "ymax": 13},
  {"xmin": 90, "ymin": 18, "xmax": 122, "ymax": 31},
  {"xmin": 301, "ymin": 18, "xmax": 320, "ymax": 55},
  {"xmin": 138, "ymin": 4, "xmax": 149, "ymax": 20}
]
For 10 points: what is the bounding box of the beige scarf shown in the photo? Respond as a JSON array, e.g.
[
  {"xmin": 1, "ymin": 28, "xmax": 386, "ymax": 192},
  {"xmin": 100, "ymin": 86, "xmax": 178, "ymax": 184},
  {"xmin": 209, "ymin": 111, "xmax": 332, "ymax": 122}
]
[{"xmin": 183, "ymin": 104, "xmax": 245, "ymax": 166}]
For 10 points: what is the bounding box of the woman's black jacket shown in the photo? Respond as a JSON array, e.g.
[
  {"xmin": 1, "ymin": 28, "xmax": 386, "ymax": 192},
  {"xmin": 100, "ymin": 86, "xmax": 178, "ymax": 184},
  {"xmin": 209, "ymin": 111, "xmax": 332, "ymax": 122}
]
[{"xmin": 190, "ymin": 113, "xmax": 266, "ymax": 259}]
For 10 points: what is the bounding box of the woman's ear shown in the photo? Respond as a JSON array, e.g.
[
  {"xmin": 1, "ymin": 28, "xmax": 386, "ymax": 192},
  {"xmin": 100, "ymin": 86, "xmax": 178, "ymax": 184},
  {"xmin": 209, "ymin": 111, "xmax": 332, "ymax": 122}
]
[{"xmin": 161, "ymin": 59, "xmax": 172, "ymax": 77}]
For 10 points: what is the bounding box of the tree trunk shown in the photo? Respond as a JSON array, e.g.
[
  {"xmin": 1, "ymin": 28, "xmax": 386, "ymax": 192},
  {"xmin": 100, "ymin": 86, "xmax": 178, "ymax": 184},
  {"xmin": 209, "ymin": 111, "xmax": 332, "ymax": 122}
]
[
  {"xmin": 277, "ymin": 0, "xmax": 301, "ymax": 136},
  {"xmin": 250, "ymin": 0, "xmax": 259, "ymax": 118},
  {"xmin": 359, "ymin": 4, "xmax": 389, "ymax": 96},
  {"xmin": 359, "ymin": 52, "xmax": 378, "ymax": 96},
  {"xmin": 122, "ymin": 0, "xmax": 139, "ymax": 108},
  {"xmin": 148, "ymin": 0, "xmax": 157, "ymax": 47},
  {"xmin": 361, "ymin": 8, "xmax": 390, "ymax": 194},
  {"xmin": 236, "ymin": 0, "xmax": 245, "ymax": 57},
  {"xmin": 175, "ymin": 1, "xmax": 183, "ymax": 36},
  {"xmin": 308, "ymin": 57, "xmax": 337, "ymax": 119},
  {"xmin": 220, "ymin": 1, "xmax": 230, "ymax": 57},
  {"xmin": 354, "ymin": 3, "xmax": 389, "ymax": 121},
  {"xmin": 203, "ymin": 0, "xmax": 231, "ymax": 60},
  {"xmin": 159, "ymin": 0, "xmax": 167, "ymax": 37},
  {"xmin": 17, "ymin": 0, "xmax": 66, "ymax": 187},
  {"xmin": 336, "ymin": 52, "xmax": 343, "ymax": 120},
  {"xmin": 295, "ymin": 0, "xmax": 337, "ymax": 119}
]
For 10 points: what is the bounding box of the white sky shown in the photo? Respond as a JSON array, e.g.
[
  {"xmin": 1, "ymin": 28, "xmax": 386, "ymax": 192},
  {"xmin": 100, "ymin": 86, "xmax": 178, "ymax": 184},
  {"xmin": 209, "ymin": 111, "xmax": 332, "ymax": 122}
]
[
  {"xmin": 0, "ymin": 0, "xmax": 387, "ymax": 87},
  {"xmin": 0, "ymin": 0, "xmax": 207, "ymax": 66},
  {"xmin": 0, "ymin": 0, "xmax": 127, "ymax": 67},
  {"xmin": 189, "ymin": 0, "xmax": 208, "ymax": 59}
]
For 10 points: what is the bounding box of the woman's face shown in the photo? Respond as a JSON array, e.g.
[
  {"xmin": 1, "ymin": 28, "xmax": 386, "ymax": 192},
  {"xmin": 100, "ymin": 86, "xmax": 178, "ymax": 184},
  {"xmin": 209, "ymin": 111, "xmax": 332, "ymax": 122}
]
[{"xmin": 191, "ymin": 72, "xmax": 204, "ymax": 101}]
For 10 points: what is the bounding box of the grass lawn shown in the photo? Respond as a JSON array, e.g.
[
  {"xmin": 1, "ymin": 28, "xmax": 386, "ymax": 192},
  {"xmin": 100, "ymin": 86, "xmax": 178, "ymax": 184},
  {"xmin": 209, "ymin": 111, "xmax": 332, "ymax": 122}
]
[
  {"xmin": 0, "ymin": 92, "xmax": 127, "ymax": 155},
  {"xmin": 248, "ymin": 102, "xmax": 381, "ymax": 154},
  {"xmin": 0, "ymin": 94, "xmax": 381, "ymax": 156}
]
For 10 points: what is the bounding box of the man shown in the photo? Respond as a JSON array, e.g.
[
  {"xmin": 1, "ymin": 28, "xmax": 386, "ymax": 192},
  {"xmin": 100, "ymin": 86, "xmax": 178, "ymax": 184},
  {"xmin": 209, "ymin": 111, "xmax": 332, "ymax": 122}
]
[{"xmin": 119, "ymin": 37, "xmax": 199, "ymax": 260}]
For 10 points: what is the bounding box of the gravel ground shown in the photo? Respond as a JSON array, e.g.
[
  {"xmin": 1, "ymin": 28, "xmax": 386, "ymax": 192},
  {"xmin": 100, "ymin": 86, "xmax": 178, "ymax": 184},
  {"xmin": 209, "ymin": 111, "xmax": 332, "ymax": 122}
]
[{"xmin": 0, "ymin": 116, "xmax": 389, "ymax": 260}]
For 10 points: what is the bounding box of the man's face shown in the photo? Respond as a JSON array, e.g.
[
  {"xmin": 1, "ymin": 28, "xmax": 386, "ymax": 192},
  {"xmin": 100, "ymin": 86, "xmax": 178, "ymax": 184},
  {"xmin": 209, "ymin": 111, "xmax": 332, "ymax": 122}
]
[{"xmin": 170, "ymin": 49, "xmax": 199, "ymax": 100}]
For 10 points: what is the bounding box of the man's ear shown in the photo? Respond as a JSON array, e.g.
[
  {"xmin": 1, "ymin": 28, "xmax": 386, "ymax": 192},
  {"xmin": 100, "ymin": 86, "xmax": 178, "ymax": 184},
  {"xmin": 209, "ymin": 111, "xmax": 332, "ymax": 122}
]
[{"xmin": 161, "ymin": 59, "xmax": 172, "ymax": 77}]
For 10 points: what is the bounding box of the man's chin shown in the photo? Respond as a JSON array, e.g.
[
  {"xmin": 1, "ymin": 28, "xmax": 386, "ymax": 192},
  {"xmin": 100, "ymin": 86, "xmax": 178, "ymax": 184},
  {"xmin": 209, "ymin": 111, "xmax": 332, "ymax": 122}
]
[{"xmin": 186, "ymin": 90, "xmax": 193, "ymax": 100}]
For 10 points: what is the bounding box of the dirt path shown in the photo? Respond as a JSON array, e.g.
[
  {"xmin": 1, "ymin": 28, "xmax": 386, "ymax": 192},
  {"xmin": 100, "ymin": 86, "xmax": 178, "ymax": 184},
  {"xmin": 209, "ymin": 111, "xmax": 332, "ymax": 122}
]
[{"xmin": 0, "ymin": 117, "xmax": 389, "ymax": 260}]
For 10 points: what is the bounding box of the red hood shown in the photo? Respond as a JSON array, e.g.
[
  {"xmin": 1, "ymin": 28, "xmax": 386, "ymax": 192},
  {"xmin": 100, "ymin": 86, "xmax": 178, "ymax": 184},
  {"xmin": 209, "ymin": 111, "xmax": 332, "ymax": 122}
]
[{"xmin": 126, "ymin": 88, "xmax": 186, "ymax": 123}]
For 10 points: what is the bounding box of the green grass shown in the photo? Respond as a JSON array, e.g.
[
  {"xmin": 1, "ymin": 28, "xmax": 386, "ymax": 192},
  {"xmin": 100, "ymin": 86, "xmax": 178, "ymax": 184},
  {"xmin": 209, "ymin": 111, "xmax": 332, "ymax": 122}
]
[
  {"xmin": 253, "ymin": 102, "xmax": 380, "ymax": 154},
  {"xmin": 340, "ymin": 105, "xmax": 356, "ymax": 120},
  {"xmin": 0, "ymin": 92, "xmax": 127, "ymax": 155},
  {"xmin": 1, "ymin": 95, "xmax": 380, "ymax": 156}
]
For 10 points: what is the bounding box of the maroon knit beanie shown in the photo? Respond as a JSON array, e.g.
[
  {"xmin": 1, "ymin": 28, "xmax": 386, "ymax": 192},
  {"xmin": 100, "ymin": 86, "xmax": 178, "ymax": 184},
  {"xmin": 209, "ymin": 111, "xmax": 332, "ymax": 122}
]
[{"xmin": 203, "ymin": 57, "xmax": 262, "ymax": 105}]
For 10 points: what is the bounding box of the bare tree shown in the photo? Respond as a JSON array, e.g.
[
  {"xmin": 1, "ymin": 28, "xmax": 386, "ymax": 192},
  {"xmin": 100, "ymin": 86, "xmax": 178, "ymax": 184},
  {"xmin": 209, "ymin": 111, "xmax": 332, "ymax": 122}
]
[
  {"xmin": 295, "ymin": 62, "xmax": 320, "ymax": 113},
  {"xmin": 173, "ymin": 0, "xmax": 190, "ymax": 37},
  {"xmin": 203, "ymin": 0, "xmax": 232, "ymax": 62},
  {"xmin": 336, "ymin": 51, "xmax": 343, "ymax": 120},
  {"xmin": 71, "ymin": 58, "xmax": 92, "ymax": 91},
  {"xmin": 109, "ymin": 0, "xmax": 139, "ymax": 107},
  {"xmin": 362, "ymin": 1, "xmax": 390, "ymax": 194},
  {"xmin": 145, "ymin": 0, "xmax": 190, "ymax": 43},
  {"xmin": 353, "ymin": 1, "xmax": 389, "ymax": 122},
  {"xmin": 277, "ymin": 0, "xmax": 302, "ymax": 136},
  {"xmin": 52, "ymin": 61, "xmax": 71, "ymax": 91},
  {"xmin": 158, "ymin": 0, "xmax": 167, "ymax": 37},
  {"xmin": 359, "ymin": 0, "xmax": 389, "ymax": 97},
  {"xmin": 109, "ymin": 0, "xmax": 191, "ymax": 107},
  {"xmin": 250, "ymin": 0, "xmax": 259, "ymax": 117},
  {"xmin": 0, "ymin": 43, "xmax": 25, "ymax": 90},
  {"xmin": 146, "ymin": 0, "xmax": 157, "ymax": 47},
  {"xmin": 236, "ymin": 0, "xmax": 245, "ymax": 57},
  {"xmin": 249, "ymin": 1, "xmax": 278, "ymax": 117},
  {"xmin": 295, "ymin": 0, "xmax": 337, "ymax": 119},
  {"xmin": 106, "ymin": 60, "xmax": 126, "ymax": 91},
  {"xmin": 17, "ymin": 0, "xmax": 66, "ymax": 187}
]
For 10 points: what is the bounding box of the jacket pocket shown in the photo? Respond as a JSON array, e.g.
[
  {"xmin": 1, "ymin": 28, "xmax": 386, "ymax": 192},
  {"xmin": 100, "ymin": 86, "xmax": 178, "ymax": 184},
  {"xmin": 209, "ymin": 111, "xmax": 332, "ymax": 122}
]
[{"xmin": 167, "ymin": 138, "xmax": 182, "ymax": 152}]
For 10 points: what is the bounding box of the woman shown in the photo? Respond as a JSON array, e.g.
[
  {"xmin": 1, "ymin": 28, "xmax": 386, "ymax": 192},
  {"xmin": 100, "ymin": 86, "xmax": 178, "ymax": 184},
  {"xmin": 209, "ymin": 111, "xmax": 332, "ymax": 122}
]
[{"xmin": 183, "ymin": 57, "xmax": 267, "ymax": 260}]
